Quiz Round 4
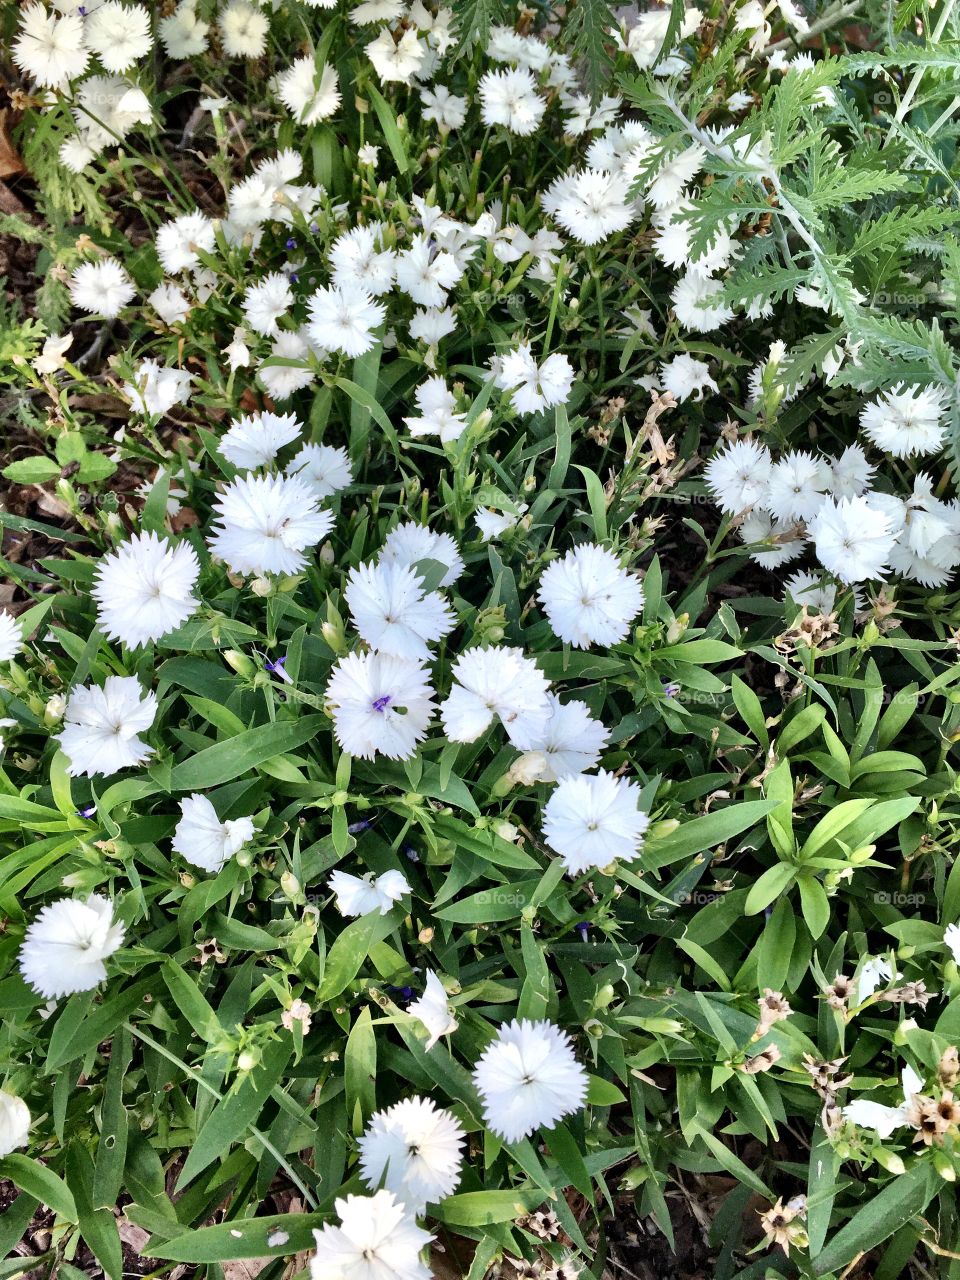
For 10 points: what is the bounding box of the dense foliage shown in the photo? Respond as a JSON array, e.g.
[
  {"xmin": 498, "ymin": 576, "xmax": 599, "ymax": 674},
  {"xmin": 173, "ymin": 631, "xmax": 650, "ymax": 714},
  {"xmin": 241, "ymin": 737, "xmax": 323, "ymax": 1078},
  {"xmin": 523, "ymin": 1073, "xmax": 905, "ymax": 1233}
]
[{"xmin": 3, "ymin": 0, "xmax": 960, "ymax": 1277}]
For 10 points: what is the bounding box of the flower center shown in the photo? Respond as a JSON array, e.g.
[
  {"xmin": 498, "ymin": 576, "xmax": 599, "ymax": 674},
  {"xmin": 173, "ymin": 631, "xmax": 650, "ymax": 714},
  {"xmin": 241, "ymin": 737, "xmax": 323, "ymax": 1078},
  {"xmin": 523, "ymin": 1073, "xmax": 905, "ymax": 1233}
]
[{"xmin": 371, "ymin": 694, "xmax": 391, "ymax": 713}]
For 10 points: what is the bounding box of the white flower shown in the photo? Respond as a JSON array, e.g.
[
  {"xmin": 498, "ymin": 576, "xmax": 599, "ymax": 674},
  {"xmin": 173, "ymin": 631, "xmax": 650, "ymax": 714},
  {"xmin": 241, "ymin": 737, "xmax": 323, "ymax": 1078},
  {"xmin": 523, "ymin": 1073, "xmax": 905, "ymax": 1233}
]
[
  {"xmin": 856, "ymin": 955, "xmax": 899, "ymax": 1004},
  {"xmin": 860, "ymin": 384, "xmax": 948, "ymax": 458},
  {"xmin": 475, "ymin": 503, "xmax": 527, "ymax": 541},
  {"xmin": 346, "ymin": 561, "xmax": 455, "ymax": 660},
  {"xmin": 765, "ymin": 451, "xmax": 831, "ymax": 521},
  {"xmin": 0, "ymin": 1091, "xmax": 30, "ymax": 1157},
  {"xmin": 479, "ymin": 67, "xmax": 545, "ymax": 135},
  {"xmin": 69, "ymin": 259, "xmax": 135, "ymax": 319},
  {"xmin": 172, "ymin": 794, "xmax": 255, "ymax": 873},
  {"xmin": 784, "ymin": 571, "xmax": 851, "ymax": 615},
  {"xmin": 0, "ymin": 612, "xmax": 23, "ymax": 663},
  {"xmin": 616, "ymin": 7, "xmax": 701, "ymax": 70},
  {"xmin": 403, "ymin": 376, "xmax": 467, "ymax": 442},
  {"xmin": 259, "ymin": 330, "xmax": 316, "ymax": 400},
  {"xmin": 359, "ymin": 1097, "xmax": 465, "ymax": 1212},
  {"xmin": 225, "ymin": 327, "xmax": 252, "ymax": 370},
  {"xmin": 441, "ymin": 646, "xmax": 551, "ymax": 749},
  {"xmin": 84, "ymin": 2, "xmax": 152, "ymax": 73},
  {"xmin": 219, "ymin": 0, "xmax": 269, "ymax": 56},
  {"xmin": 395, "ymin": 235, "xmax": 463, "ymax": 307},
  {"xmin": 540, "ymin": 167, "xmax": 639, "ymax": 244},
  {"xmin": 328, "ymin": 868, "xmax": 411, "ymax": 916},
  {"xmin": 659, "ymin": 354, "xmax": 717, "ymax": 402},
  {"xmin": 275, "ymin": 57, "xmax": 341, "ymax": 124},
  {"xmin": 421, "ymin": 84, "xmax": 467, "ymax": 130},
  {"xmin": 352, "ymin": 0, "xmax": 406, "ymax": 23},
  {"xmin": 380, "ymin": 523, "xmax": 463, "ymax": 588},
  {"xmin": 57, "ymin": 677, "xmax": 157, "ymax": 776},
  {"xmin": 309, "ymin": 1191, "xmax": 432, "ymax": 1280},
  {"xmin": 809, "ymin": 496, "xmax": 896, "ymax": 584},
  {"xmin": 843, "ymin": 1066, "xmax": 923, "ymax": 1137},
  {"xmin": 92, "ymin": 532, "xmax": 200, "ymax": 647},
  {"xmin": 740, "ymin": 510, "xmax": 806, "ymax": 569},
  {"xmin": 330, "ymin": 224, "xmax": 396, "ymax": 296},
  {"xmin": 326, "ymin": 652, "xmax": 435, "ymax": 760},
  {"xmin": 409, "ymin": 307, "xmax": 456, "ymax": 345},
  {"xmin": 496, "ymin": 343, "xmax": 574, "ymax": 414},
  {"xmin": 671, "ymin": 271, "xmax": 733, "ymax": 331},
  {"xmin": 473, "ymin": 1019, "xmax": 588, "ymax": 1144},
  {"xmin": 19, "ymin": 895, "xmax": 125, "ymax": 998},
  {"xmin": 209, "ymin": 473, "xmax": 333, "ymax": 576},
  {"xmin": 524, "ymin": 694, "xmax": 609, "ymax": 782},
  {"xmin": 828, "ymin": 444, "xmax": 874, "ymax": 499},
  {"xmin": 33, "ymin": 332, "xmax": 73, "ymax": 375},
  {"xmin": 287, "ymin": 444, "xmax": 353, "ymax": 499},
  {"xmin": 72, "ymin": 75, "xmax": 152, "ymax": 152},
  {"xmin": 945, "ymin": 923, "xmax": 960, "ymax": 964},
  {"xmin": 307, "ymin": 283, "xmax": 385, "ymax": 357},
  {"xmin": 543, "ymin": 770, "xmax": 649, "ymax": 875},
  {"xmin": 159, "ymin": 1, "xmax": 209, "ymax": 57},
  {"xmin": 408, "ymin": 971, "xmax": 457, "ymax": 1049},
  {"xmin": 538, "ymin": 544, "xmax": 644, "ymax": 649},
  {"xmin": 358, "ymin": 143, "xmax": 380, "ymax": 166},
  {"xmin": 220, "ymin": 411, "xmax": 302, "ymax": 471},
  {"xmin": 366, "ymin": 28, "xmax": 425, "ymax": 84},
  {"xmin": 124, "ymin": 359, "xmax": 192, "ymax": 417},
  {"xmin": 242, "ymin": 273, "xmax": 293, "ymax": 337},
  {"xmin": 156, "ymin": 211, "xmax": 216, "ymax": 274},
  {"xmin": 646, "ymin": 144, "xmax": 705, "ymax": 208},
  {"xmin": 704, "ymin": 438, "xmax": 771, "ymax": 513},
  {"xmin": 14, "ymin": 4, "xmax": 89, "ymax": 87},
  {"xmin": 149, "ymin": 282, "xmax": 191, "ymax": 325}
]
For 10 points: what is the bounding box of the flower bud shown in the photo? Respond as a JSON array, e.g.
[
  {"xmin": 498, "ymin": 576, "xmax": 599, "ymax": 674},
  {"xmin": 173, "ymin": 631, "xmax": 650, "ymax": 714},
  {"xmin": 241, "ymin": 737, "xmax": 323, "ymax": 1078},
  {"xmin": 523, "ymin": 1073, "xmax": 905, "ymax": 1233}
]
[
  {"xmin": 237, "ymin": 1048, "xmax": 260, "ymax": 1072},
  {"xmin": 250, "ymin": 576, "xmax": 272, "ymax": 597},
  {"xmin": 933, "ymin": 1149, "xmax": 956, "ymax": 1182},
  {"xmin": 280, "ymin": 871, "xmax": 300, "ymax": 898},
  {"xmin": 223, "ymin": 650, "xmax": 255, "ymax": 678},
  {"xmin": 44, "ymin": 693, "xmax": 66, "ymax": 725},
  {"xmin": 874, "ymin": 1147, "xmax": 905, "ymax": 1175}
]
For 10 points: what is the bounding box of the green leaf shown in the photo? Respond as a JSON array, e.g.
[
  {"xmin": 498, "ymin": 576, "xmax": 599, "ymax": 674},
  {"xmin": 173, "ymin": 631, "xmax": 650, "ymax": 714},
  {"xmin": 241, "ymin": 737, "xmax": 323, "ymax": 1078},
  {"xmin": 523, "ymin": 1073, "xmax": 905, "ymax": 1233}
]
[
  {"xmin": 644, "ymin": 801, "xmax": 778, "ymax": 869},
  {"xmin": 812, "ymin": 1162, "xmax": 938, "ymax": 1276},
  {"xmin": 0, "ymin": 1156, "xmax": 77, "ymax": 1223},
  {"xmin": 797, "ymin": 875, "xmax": 830, "ymax": 939},
  {"xmin": 366, "ymin": 86, "xmax": 408, "ymax": 174},
  {"xmin": 438, "ymin": 1189, "xmax": 542, "ymax": 1226},
  {"xmin": 317, "ymin": 909, "xmax": 399, "ymax": 1002},
  {"xmin": 149, "ymin": 1213, "xmax": 332, "ymax": 1261},
  {"xmin": 167, "ymin": 716, "xmax": 327, "ymax": 790},
  {"xmin": 744, "ymin": 863, "xmax": 797, "ymax": 916},
  {"xmin": 344, "ymin": 1007, "xmax": 377, "ymax": 1123},
  {"xmin": 2, "ymin": 457, "xmax": 61, "ymax": 484},
  {"xmin": 731, "ymin": 675, "xmax": 769, "ymax": 750}
]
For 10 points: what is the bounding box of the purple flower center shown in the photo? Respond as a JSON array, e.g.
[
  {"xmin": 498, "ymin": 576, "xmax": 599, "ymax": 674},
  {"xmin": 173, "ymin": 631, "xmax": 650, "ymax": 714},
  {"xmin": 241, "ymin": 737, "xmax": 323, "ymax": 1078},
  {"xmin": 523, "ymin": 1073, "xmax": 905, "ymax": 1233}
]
[
  {"xmin": 265, "ymin": 656, "xmax": 286, "ymax": 673},
  {"xmin": 286, "ymin": 237, "xmax": 297, "ymax": 250},
  {"xmin": 371, "ymin": 694, "xmax": 391, "ymax": 713}
]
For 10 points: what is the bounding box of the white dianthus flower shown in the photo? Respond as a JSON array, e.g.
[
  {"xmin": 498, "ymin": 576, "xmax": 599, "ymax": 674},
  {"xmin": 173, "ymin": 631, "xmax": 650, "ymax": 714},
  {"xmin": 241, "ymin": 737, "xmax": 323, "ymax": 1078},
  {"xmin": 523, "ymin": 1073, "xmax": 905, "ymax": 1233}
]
[
  {"xmin": 309, "ymin": 1191, "xmax": 432, "ymax": 1280},
  {"xmin": 395, "ymin": 234, "xmax": 463, "ymax": 307},
  {"xmin": 473, "ymin": 1019, "xmax": 588, "ymax": 1144},
  {"xmin": 69, "ymin": 258, "xmax": 135, "ymax": 319},
  {"xmin": 330, "ymin": 224, "xmax": 396, "ymax": 296},
  {"xmin": 242, "ymin": 272, "xmax": 293, "ymax": 337},
  {"xmin": 218, "ymin": 0, "xmax": 269, "ymax": 56},
  {"xmin": 646, "ymin": 144, "xmax": 705, "ymax": 209},
  {"xmin": 159, "ymin": 1, "xmax": 209, "ymax": 57},
  {"xmin": 543, "ymin": 770, "xmax": 649, "ymax": 875},
  {"xmin": 408, "ymin": 971, "xmax": 457, "ymax": 1049},
  {"xmin": 19, "ymin": 895, "xmax": 125, "ymax": 999},
  {"xmin": 123, "ymin": 358, "xmax": 192, "ymax": 417},
  {"xmin": 172, "ymin": 794, "xmax": 255, "ymax": 873},
  {"xmin": 538, "ymin": 544, "xmax": 644, "ymax": 649},
  {"xmin": 208, "ymin": 473, "xmax": 333, "ymax": 576},
  {"xmin": 479, "ymin": 67, "xmax": 546, "ymax": 135},
  {"xmin": 860, "ymin": 384, "xmax": 948, "ymax": 458},
  {"xmin": 359, "ymin": 1097, "xmax": 465, "ymax": 1212},
  {"xmin": 366, "ymin": 27, "xmax": 425, "ymax": 84},
  {"xmin": 0, "ymin": 612, "xmax": 23, "ymax": 663},
  {"xmin": 541, "ymin": 167, "xmax": 639, "ymax": 244},
  {"xmin": 671, "ymin": 271, "xmax": 733, "ymax": 331},
  {"xmin": 156, "ymin": 211, "xmax": 216, "ymax": 274},
  {"xmin": 524, "ymin": 693, "xmax": 610, "ymax": 782},
  {"xmin": 57, "ymin": 677, "xmax": 157, "ymax": 776},
  {"xmin": 258, "ymin": 330, "xmax": 316, "ymax": 400},
  {"xmin": 149, "ymin": 282, "xmax": 191, "ymax": 325},
  {"xmin": 380, "ymin": 523, "xmax": 463, "ymax": 588},
  {"xmin": 220, "ymin": 411, "xmax": 302, "ymax": 471},
  {"xmin": 495, "ymin": 342, "xmax": 574, "ymax": 414},
  {"xmin": 275, "ymin": 56, "xmax": 341, "ymax": 124},
  {"xmin": 659, "ymin": 353, "xmax": 718, "ymax": 402},
  {"xmin": 306, "ymin": 283, "xmax": 386, "ymax": 357},
  {"xmin": 475, "ymin": 503, "xmax": 527, "ymax": 541},
  {"xmin": 13, "ymin": 4, "xmax": 89, "ymax": 88},
  {"xmin": 403, "ymin": 376, "xmax": 467, "ymax": 443},
  {"xmin": 93, "ymin": 531, "xmax": 200, "ymax": 647},
  {"xmin": 325, "ymin": 652, "xmax": 435, "ymax": 760},
  {"xmin": 441, "ymin": 646, "xmax": 551, "ymax": 749},
  {"xmin": 827, "ymin": 444, "xmax": 875, "ymax": 499},
  {"xmin": 346, "ymin": 561, "xmax": 455, "ymax": 661},
  {"xmin": 328, "ymin": 868, "xmax": 412, "ymax": 916},
  {"xmin": 409, "ymin": 307, "xmax": 456, "ymax": 345},
  {"xmin": 765, "ymin": 450, "xmax": 831, "ymax": 521},
  {"xmin": 421, "ymin": 84, "xmax": 467, "ymax": 130},
  {"xmin": 809, "ymin": 495, "xmax": 896, "ymax": 583},
  {"xmin": 704, "ymin": 438, "xmax": 771, "ymax": 513},
  {"xmin": 286, "ymin": 443, "xmax": 352, "ymax": 499},
  {"xmin": 84, "ymin": 1, "xmax": 152, "ymax": 72},
  {"xmin": 0, "ymin": 1091, "xmax": 30, "ymax": 1158},
  {"xmin": 739, "ymin": 510, "xmax": 806, "ymax": 569}
]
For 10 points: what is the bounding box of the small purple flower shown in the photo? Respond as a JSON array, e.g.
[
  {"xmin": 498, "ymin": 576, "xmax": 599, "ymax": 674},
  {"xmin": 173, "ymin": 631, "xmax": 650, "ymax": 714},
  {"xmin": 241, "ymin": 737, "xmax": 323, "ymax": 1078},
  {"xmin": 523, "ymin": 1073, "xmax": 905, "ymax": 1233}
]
[
  {"xmin": 574, "ymin": 921, "xmax": 590, "ymax": 942},
  {"xmin": 387, "ymin": 985, "xmax": 414, "ymax": 1004},
  {"xmin": 309, "ymin": 221, "xmax": 320, "ymax": 234},
  {"xmin": 402, "ymin": 844, "xmax": 420, "ymax": 863},
  {"xmin": 289, "ymin": 271, "xmax": 299, "ymax": 283},
  {"xmin": 662, "ymin": 681, "xmax": 681, "ymax": 699},
  {"xmin": 371, "ymin": 694, "xmax": 391, "ymax": 713},
  {"xmin": 285, "ymin": 237, "xmax": 297, "ymax": 250},
  {"xmin": 347, "ymin": 818, "xmax": 376, "ymax": 834},
  {"xmin": 76, "ymin": 804, "xmax": 97, "ymax": 819}
]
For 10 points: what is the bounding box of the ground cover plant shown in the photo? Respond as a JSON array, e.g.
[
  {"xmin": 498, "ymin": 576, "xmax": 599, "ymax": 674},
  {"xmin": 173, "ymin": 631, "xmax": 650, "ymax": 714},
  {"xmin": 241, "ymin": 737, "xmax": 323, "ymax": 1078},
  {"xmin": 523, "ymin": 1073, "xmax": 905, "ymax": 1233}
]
[{"xmin": 3, "ymin": 0, "xmax": 960, "ymax": 1277}]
